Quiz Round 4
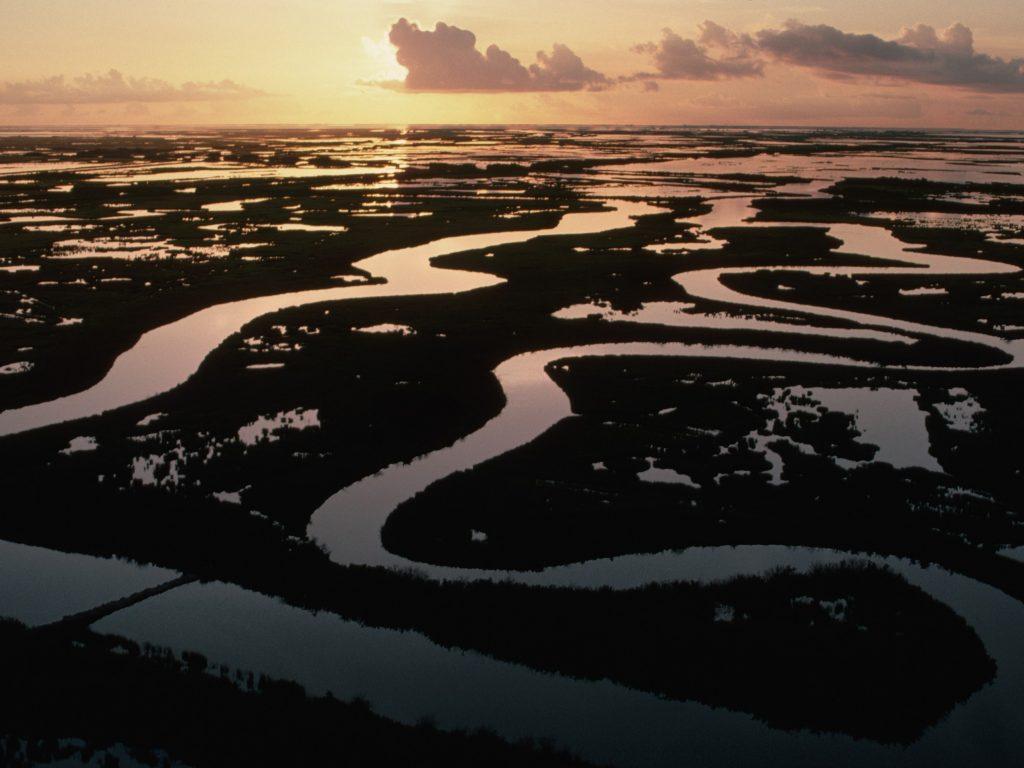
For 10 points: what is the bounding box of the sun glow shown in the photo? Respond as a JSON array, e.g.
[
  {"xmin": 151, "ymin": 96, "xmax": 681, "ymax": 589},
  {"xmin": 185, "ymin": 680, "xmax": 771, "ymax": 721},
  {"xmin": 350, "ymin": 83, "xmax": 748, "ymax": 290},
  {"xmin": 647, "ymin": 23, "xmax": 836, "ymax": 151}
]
[{"xmin": 361, "ymin": 34, "xmax": 407, "ymax": 83}]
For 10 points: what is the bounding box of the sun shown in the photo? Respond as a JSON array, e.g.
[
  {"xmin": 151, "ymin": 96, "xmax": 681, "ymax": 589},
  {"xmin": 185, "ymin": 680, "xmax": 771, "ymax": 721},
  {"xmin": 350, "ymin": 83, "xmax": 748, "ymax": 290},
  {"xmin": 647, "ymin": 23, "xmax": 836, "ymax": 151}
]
[{"xmin": 361, "ymin": 33, "xmax": 407, "ymax": 83}]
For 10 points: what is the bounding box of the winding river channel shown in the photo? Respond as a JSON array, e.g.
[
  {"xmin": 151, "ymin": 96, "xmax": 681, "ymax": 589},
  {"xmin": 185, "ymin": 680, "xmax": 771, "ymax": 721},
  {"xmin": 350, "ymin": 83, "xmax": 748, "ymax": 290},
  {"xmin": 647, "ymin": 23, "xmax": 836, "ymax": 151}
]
[
  {"xmin": 4, "ymin": 154, "xmax": 1024, "ymax": 765},
  {"xmin": 307, "ymin": 181, "xmax": 1024, "ymax": 577}
]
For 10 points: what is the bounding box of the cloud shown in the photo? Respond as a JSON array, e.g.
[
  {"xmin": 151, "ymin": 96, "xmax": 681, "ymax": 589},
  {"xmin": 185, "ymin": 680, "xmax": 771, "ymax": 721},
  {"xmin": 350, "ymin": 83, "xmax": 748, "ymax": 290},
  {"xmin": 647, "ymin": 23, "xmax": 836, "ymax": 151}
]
[
  {"xmin": 629, "ymin": 23, "xmax": 764, "ymax": 81},
  {"xmin": 381, "ymin": 18, "xmax": 609, "ymax": 92},
  {"xmin": 0, "ymin": 70, "xmax": 264, "ymax": 105},
  {"xmin": 755, "ymin": 21, "xmax": 1024, "ymax": 92},
  {"xmin": 629, "ymin": 21, "xmax": 767, "ymax": 82},
  {"xmin": 630, "ymin": 20, "xmax": 1024, "ymax": 94}
]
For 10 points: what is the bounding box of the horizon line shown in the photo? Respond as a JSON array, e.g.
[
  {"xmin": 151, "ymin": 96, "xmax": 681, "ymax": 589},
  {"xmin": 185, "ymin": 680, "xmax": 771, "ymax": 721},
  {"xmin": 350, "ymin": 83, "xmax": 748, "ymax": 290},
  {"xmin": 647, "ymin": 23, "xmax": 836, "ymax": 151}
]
[{"xmin": 1, "ymin": 122, "xmax": 1022, "ymax": 134}]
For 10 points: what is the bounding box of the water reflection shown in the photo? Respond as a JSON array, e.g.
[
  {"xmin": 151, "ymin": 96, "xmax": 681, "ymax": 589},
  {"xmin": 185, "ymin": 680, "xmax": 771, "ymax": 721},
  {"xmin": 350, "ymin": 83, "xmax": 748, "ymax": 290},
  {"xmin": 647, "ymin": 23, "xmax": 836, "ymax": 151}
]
[
  {"xmin": 3, "ymin": 127, "xmax": 1024, "ymax": 766},
  {"xmin": 91, "ymin": 546, "xmax": 1024, "ymax": 768},
  {"xmin": 0, "ymin": 200, "xmax": 657, "ymax": 436},
  {"xmin": 0, "ymin": 539, "xmax": 177, "ymax": 626}
]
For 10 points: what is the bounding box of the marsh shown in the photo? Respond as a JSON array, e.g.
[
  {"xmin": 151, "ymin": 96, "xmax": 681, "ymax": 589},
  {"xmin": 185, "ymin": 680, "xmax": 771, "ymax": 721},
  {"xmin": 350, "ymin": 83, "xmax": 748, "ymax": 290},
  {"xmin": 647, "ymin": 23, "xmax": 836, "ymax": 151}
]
[{"xmin": 2, "ymin": 126, "xmax": 1023, "ymax": 767}]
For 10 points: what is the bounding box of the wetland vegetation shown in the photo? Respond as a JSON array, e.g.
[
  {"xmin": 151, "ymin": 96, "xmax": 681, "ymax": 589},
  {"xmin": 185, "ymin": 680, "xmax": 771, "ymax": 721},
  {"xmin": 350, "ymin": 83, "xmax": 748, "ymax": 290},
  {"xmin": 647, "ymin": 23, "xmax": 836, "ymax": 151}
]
[{"xmin": 2, "ymin": 126, "xmax": 1023, "ymax": 767}]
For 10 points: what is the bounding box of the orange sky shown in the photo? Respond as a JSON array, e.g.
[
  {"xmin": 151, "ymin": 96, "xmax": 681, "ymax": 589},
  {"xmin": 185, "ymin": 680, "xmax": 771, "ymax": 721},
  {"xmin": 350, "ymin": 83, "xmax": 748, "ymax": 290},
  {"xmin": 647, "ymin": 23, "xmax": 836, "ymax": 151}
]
[{"xmin": 0, "ymin": 0, "xmax": 1021, "ymax": 128}]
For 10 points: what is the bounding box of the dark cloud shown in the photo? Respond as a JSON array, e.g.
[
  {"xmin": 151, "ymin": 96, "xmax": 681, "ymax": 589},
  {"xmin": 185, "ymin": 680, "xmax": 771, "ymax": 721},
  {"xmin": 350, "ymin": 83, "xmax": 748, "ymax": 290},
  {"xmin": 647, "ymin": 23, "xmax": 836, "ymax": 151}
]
[
  {"xmin": 384, "ymin": 18, "xmax": 609, "ymax": 92},
  {"xmin": 0, "ymin": 70, "xmax": 263, "ymax": 105},
  {"xmin": 629, "ymin": 23, "xmax": 764, "ymax": 81},
  {"xmin": 755, "ymin": 21, "xmax": 1024, "ymax": 92},
  {"xmin": 629, "ymin": 20, "xmax": 1024, "ymax": 94}
]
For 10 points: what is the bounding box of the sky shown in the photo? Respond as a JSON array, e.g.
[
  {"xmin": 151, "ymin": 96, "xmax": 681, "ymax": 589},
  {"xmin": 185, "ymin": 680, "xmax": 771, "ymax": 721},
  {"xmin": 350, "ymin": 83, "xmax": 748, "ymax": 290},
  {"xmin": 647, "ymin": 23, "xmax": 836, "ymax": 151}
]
[{"xmin": 0, "ymin": 0, "xmax": 1022, "ymax": 128}]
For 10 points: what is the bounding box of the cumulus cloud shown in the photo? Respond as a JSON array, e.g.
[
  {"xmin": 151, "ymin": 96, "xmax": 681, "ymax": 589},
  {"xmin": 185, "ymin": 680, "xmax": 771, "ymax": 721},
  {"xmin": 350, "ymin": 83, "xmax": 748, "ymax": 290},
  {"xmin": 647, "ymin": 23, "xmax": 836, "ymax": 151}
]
[
  {"xmin": 366, "ymin": 17, "xmax": 1024, "ymax": 97},
  {"xmin": 630, "ymin": 22, "xmax": 764, "ymax": 81},
  {"xmin": 382, "ymin": 18, "xmax": 609, "ymax": 92},
  {"xmin": 630, "ymin": 20, "xmax": 1024, "ymax": 93},
  {"xmin": 0, "ymin": 70, "xmax": 264, "ymax": 105},
  {"xmin": 756, "ymin": 21, "xmax": 1024, "ymax": 92}
]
